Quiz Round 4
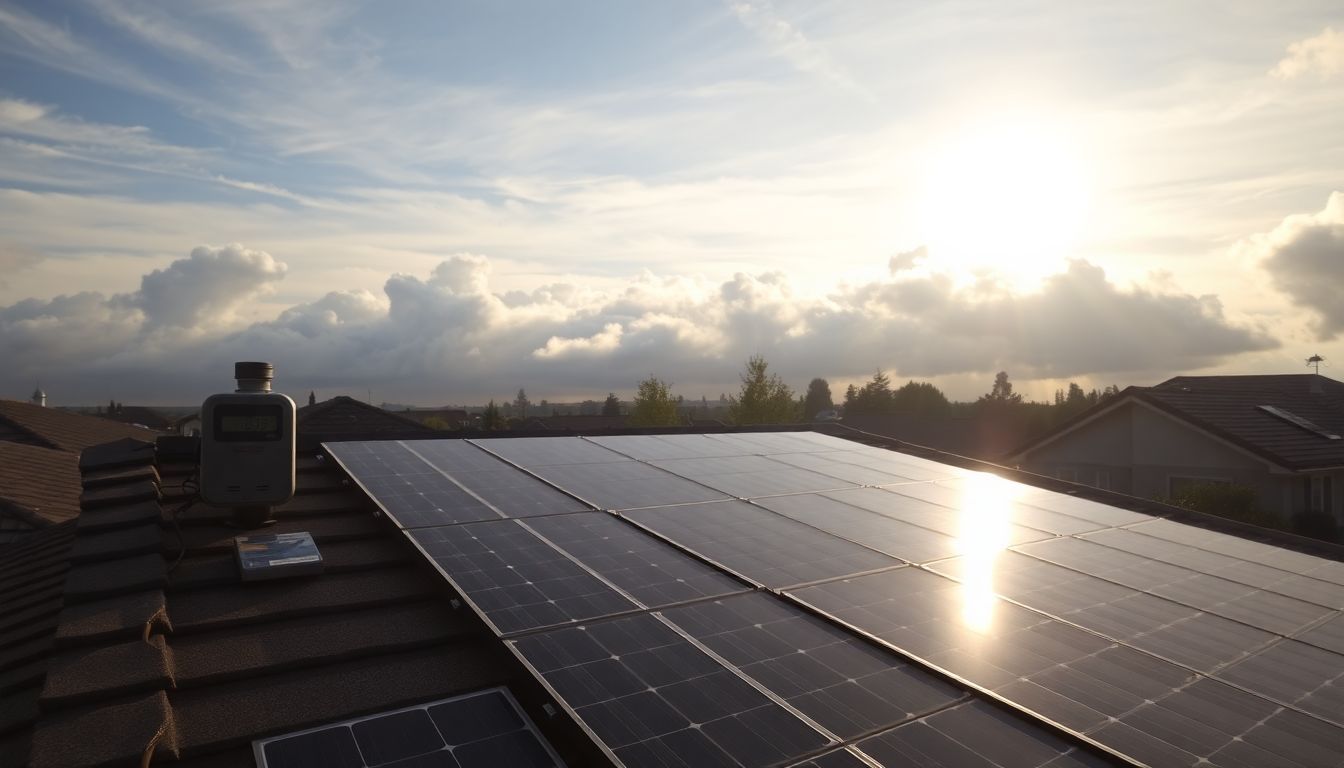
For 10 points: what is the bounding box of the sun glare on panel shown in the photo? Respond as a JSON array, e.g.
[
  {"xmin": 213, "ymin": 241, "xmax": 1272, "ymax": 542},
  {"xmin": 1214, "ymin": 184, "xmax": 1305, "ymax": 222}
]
[
  {"xmin": 918, "ymin": 119, "xmax": 1091, "ymax": 288},
  {"xmin": 955, "ymin": 473, "xmax": 1016, "ymax": 634}
]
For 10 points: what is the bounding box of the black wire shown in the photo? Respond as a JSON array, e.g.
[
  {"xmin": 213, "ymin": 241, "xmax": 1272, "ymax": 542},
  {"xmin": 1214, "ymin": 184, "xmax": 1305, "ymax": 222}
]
[{"xmin": 167, "ymin": 473, "xmax": 199, "ymax": 575}]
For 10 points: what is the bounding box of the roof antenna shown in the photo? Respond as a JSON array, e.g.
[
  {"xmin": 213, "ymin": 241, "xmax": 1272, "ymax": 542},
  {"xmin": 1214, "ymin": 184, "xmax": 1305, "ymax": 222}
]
[{"xmin": 1307, "ymin": 354, "xmax": 1326, "ymax": 375}]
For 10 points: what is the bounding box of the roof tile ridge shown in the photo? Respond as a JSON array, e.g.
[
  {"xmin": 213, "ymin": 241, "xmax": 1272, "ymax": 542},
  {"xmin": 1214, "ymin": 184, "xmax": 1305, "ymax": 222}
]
[{"xmin": 27, "ymin": 438, "xmax": 177, "ymax": 768}]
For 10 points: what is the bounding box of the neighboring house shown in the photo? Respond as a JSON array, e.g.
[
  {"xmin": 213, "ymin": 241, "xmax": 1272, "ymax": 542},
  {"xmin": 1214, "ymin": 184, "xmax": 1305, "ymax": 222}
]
[
  {"xmin": 0, "ymin": 399, "xmax": 159, "ymax": 538},
  {"xmin": 296, "ymin": 395, "xmax": 437, "ymax": 438},
  {"xmin": 172, "ymin": 412, "xmax": 202, "ymax": 437},
  {"xmin": 1010, "ymin": 374, "xmax": 1344, "ymax": 528}
]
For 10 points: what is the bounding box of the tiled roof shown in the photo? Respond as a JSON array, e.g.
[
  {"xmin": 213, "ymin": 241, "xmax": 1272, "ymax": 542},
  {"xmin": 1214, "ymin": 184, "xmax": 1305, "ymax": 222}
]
[
  {"xmin": 0, "ymin": 400, "xmax": 161, "ymax": 454},
  {"xmin": 1140, "ymin": 374, "xmax": 1344, "ymax": 470},
  {"xmin": 296, "ymin": 396, "xmax": 436, "ymax": 438},
  {"xmin": 0, "ymin": 520, "xmax": 76, "ymax": 768},
  {"xmin": 12, "ymin": 434, "xmax": 603, "ymax": 768},
  {"xmin": 98, "ymin": 407, "xmax": 175, "ymax": 431},
  {"xmin": 0, "ymin": 443, "xmax": 82, "ymax": 526}
]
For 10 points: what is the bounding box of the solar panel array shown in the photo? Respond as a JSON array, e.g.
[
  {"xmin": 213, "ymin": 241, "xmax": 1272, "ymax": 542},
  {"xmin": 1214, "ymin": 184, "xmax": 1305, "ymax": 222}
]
[
  {"xmin": 325, "ymin": 432, "xmax": 1344, "ymax": 768},
  {"xmin": 254, "ymin": 688, "xmax": 563, "ymax": 768}
]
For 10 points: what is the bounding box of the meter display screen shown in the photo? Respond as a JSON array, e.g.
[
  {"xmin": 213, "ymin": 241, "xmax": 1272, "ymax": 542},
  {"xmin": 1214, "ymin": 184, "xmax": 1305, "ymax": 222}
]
[{"xmin": 213, "ymin": 404, "xmax": 284, "ymax": 442}]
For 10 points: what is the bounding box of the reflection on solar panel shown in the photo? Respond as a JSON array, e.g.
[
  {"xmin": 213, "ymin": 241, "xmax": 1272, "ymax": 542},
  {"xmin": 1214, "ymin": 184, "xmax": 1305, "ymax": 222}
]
[
  {"xmin": 253, "ymin": 688, "xmax": 563, "ymax": 768},
  {"xmin": 325, "ymin": 431, "xmax": 1344, "ymax": 767}
]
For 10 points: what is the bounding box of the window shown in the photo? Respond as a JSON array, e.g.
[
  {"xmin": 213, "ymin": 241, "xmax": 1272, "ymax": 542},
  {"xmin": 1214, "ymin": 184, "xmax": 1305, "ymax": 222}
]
[{"xmin": 1306, "ymin": 475, "xmax": 1332, "ymax": 513}]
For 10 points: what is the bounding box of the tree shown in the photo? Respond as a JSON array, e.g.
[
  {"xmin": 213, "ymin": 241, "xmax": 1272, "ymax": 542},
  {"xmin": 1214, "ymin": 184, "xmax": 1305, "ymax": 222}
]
[
  {"xmin": 514, "ymin": 389, "xmax": 530, "ymax": 419},
  {"xmin": 845, "ymin": 371, "xmax": 895, "ymax": 414},
  {"xmin": 981, "ymin": 371, "xmax": 1023, "ymax": 406},
  {"xmin": 422, "ymin": 416, "xmax": 452, "ymax": 431},
  {"xmin": 481, "ymin": 400, "xmax": 504, "ymax": 430},
  {"xmin": 892, "ymin": 380, "xmax": 949, "ymax": 415},
  {"xmin": 802, "ymin": 378, "xmax": 833, "ymax": 421},
  {"xmin": 729, "ymin": 355, "xmax": 797, "ymax": 425},
  {"xmin": 602, "ymin": 393, "xmax": 621, "ymax": 416},
  {"xmin": 629, "ymin": 376, "xmax": 680, "ymax": 427}
]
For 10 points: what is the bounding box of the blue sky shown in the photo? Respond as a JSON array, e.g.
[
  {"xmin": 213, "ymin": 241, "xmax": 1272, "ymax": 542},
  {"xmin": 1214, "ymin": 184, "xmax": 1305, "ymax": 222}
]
[{"xmin": 1, "ymin": 1, "xmax": 1342, "ymax": 405}]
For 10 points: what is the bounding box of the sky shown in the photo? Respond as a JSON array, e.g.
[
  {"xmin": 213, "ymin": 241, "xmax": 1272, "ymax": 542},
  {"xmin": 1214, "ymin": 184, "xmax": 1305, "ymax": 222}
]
[{"xmin": 1, "ymin": 1, "xmax": 1342, "ymax": 406}]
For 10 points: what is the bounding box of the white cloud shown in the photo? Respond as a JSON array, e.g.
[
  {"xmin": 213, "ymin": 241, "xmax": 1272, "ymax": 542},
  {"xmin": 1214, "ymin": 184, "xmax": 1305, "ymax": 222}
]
[
  {"xmin": 1255, "ymin": 191, "xmax": 1344, "ymax": 338},
  {"xmin": 1274, "ymin": 27, "xmax": 1344, "ymax": 79},
  {"xmin": 0, "ymin": 248, "xmax": 1275, "ymax": 404}
]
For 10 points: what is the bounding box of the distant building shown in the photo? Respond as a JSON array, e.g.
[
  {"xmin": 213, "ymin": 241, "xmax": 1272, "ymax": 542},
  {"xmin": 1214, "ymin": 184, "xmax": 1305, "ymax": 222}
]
[
  {"xmin": 1011, "ymin": 374, "xmax": 1344, "ymax": 531},
  {"xmin": 30, "ymin": 386, "xmax": 46, "ymax": 408}
]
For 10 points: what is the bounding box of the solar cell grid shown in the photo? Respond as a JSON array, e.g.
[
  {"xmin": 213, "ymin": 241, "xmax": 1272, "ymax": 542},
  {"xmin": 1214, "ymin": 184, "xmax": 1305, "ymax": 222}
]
[
  {"xmin": 255, "ymin": 689, "xmax": 561, "ymax": 768},
  {"xmin": 475, "ymin": 436, "xmax": 630, "ymax": 467},
  {"xmin": 627, "ymin": 500, "xmax": 902, "ymax": 588},
  {"xmin": 765, "ymin": 451, "xmax": 926, "ymax": 486},
  {"xmin": 528, "ymin": 461, "xmax": 730, "ymax": 511},
  {"xmin": 509, "ymin": 613, "xmax": 832, "ymax": 768},
  {"xmin": 325, "ymin": 441, "xmax": 500, "ymax": 528},
  {"xmin": 754, "ymin": 493, "xmax": 960, "ymax": 565},
  {"xmin": 888, "ymin": 477, "xmax": 1107, "ymax": 536},
  {"xmin": 650, "ymin": 455, "xmax": 860, "ymax": 497},
  {"xmin": 522, "ymin": 512, "xmax": 749, "ymax": 607},
  {"xmin": 823, "ymin": 486, "xmax": 1055, "ymax": 547},
  {"xmin": 588, "ymin": 434, "xmax": 750, "ymax": 461},
  {"xmin": 408, "ymin": 520, "xmax": 636, "ymax": 634},
  {"xmin": 660, "ymin": 593, "xmax": 965, "ymax": 739},
  {"xmin": 851, "ymin": 700, "xmax": 1094, "ymax": 768},
  {"xmin": 1129, "ymin": 518, "xmax": 1344, "ymax": 586}
]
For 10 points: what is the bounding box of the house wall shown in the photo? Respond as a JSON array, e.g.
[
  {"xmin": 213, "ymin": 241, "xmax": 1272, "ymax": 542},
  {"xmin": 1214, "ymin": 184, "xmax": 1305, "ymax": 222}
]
[{"xmin": 1018, "ymin": 402, "xmax": 1292, "ymax": 518}]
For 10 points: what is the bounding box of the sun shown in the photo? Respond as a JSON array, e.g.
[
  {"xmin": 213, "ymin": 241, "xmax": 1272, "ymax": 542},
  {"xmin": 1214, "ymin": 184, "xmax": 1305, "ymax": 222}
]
[{"xmin": 917, "ymin": 118, "xmax": 1092, "ymax": 287}]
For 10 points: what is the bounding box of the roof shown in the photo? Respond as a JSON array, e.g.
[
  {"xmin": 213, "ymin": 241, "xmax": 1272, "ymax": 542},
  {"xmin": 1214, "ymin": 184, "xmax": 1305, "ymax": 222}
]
[
  {"xmin": 0, "ymin": 443, "xmax": 82, "ymax": 526},
  {"xmin": 6, "ymin": 433, "xmax": 606, "ymax": 768},
  {"xmin": 525, "ymin": 414, "xmax": 628, "ymax": 431},
  {"xmin": 99, "ymin": 406, "xmax": 175, "ymax": 431},
  {"xmin": 1014, "ymin": 374, "xmax": 1344, "ymax": 471},
  {"xmin": 296, "ymin": 396, "xmax": 436, "ymax": 438},
  {"xmin": 0, "ymin": 400, "xmax": 161, "ymax": 454},
  {"xmin": 11, "ymin": 424, "xmax": 1344, "ymax": 768}
]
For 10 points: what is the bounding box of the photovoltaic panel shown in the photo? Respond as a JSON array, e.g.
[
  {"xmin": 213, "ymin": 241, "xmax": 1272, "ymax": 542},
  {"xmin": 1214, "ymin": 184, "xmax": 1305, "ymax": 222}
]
[
  {"xmin": 627, "ymin": 500, "xmax": 902, "ymax": 588},
  {"xmin": 408, "ymin": 520, "xmax": 637, "ymax": 634},
  {"xmin": 522, "ymin": 512, "xmax": 749, "ymax": 607},
  {"xmin": 765, "ymin": 450, "xmax": 928, "ymax": 486},
  {"xmin": 1214, "ymin": 639, "xmax": 1344, "ymax": 723},
  {"xmin": 753, "ymin": 494, "xmax": 960, "ymax": 565},
  {"xmin": 588, "ymin": 434, "xmax": 753, "ymax": 461},
  {"xmin": 821, "ymin": 486, "xmax": 1054, "ymax": 547},
  {"xmin": 324, "ymin": 441, "xmax": 499, "ymax": 528},
  {"xmin": 852, "ymin": 700, "xmax": 1103, "ymax": 768},
  {"xmin": 649, "ymin": 455, "xmax": 860, "ymax": 498},
  {"xmin": 702, "ymin": 431, "xmax": 857, "ymax": 455},
  {"xmin": 254, "ymin": 688, "xmax": 563, "ymax": 768},
  {"xmin": 474, "ymin": 436, "xmax": 631, "ymax": 467},
  {"xmin": 1126, "ymin": 517, "xmax": 1344, "ymax": 586},
  {"xmin": 660, "ymin": 593, "xmax": 965, "ymax": 739},
  {"xmin": 408, "ymin": 441, "xmax": 590, "ymax": 518},
  {"xmin": 785, "ymin": 748, "xmax": 873, "ymax": 768},
  {"xmin": 891, "ymin": 477, "xmax": 1109, "ymax": 536},
  {"xmin": 1011, "ymin": 487, "xmax": 1153, "ymax": 528},
  {"xmin": 527, "ymin": 461, "xmax": 730, "ymax": 511},
  {"xmin": 508, "ymin": 613, "xmax": 832, "ymax": 768}
]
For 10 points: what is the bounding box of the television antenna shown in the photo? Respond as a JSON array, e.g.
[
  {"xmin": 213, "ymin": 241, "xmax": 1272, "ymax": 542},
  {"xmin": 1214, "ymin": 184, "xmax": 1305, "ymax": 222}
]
[{"xmin": 1306, "ymin": 354, "xmax": 1327, "ymax": 374}]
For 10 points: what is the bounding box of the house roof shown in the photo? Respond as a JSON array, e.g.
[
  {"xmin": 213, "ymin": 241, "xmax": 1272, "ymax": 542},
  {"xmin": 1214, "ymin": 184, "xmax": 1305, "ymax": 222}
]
[
  {"xmin": 1014, "ymin": 374, "xmax": 1344, "ymax": 471},
  {"xmin": 6, "ymin": 434, "xmax": 604, "ymax": 768},
  {"xmin": 296, "ymin": 396, "xmax": 437, "ymax": 438},
  {"xmin": 0, "ymin": 400, "xmax": 161, "ymax": 454},
  {"xmin": 0, "ymin": 443, "xmax": 82, "ymax": 526},
  {"xmin": 99, "ymin": 406, "xmax": 176, "ymax": 431},
  {"xmin": 8, "ymin": 423, "xmax": 1343, "ymax": 768}
]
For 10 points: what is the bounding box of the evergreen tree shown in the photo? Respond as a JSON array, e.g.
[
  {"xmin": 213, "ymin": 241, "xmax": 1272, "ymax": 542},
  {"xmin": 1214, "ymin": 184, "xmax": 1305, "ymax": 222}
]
[
  {"xmin": 981, "ymin": 371, "xmax": 1023, "ymax": 405},
  {"xmin": 481, "ymin": 400, "xmax": 503, "ymax": 430},
  {"xmin": 514, "ymin": 389, "xmax": 530, "ymax": 419},
  {"xmin": 729, "ymin": 355, "xmax": 797, "ymax": 425},
  {"xmin": 846, "ymin": 371, "xmax": 895, "ymax": 414},
  {"xmin": 629, "ymin": 377, "xmax": 680, "ymax": 426},
  {"xmin": 602, "ymin": 393, "xmax": 621, "ymax": 416},
  {"xmin": 802, "ymin": 378, "xmax": 834, "ymax": 420},
  {"xmin": 892, "ymin": 380, "xmax": 950, "ymax": 415}
]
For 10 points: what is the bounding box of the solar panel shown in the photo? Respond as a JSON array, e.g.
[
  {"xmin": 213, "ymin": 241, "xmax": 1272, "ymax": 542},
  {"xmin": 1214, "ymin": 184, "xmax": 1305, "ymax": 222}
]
[
  {"xmin": 508, "ymin": 613, "xmax": 833, "ymax": 768},
  {"xmin": 626, "ymin": 500, "xmax": 902, "ymax": 588},
  {"xmin": 325, "ymin": 432, "xmax": 1344, "ymax": 766},
  {"xmin": 659, "ymin": 593, "xmax": 966, "ymax": 739},
  {"xmin": 253, "ymin": 688, "xmax": 563, "ymax": 768},
  {"xmin": 408, "ymin": 520, "xmax": 638, "ymax": 634},
  {"xmin": 648, "ymin": 456, "xmax": 860, "ymax": 497},
  {"xmin": 324, "ymin": 440, "xmax": 500, "ymax": 528}
]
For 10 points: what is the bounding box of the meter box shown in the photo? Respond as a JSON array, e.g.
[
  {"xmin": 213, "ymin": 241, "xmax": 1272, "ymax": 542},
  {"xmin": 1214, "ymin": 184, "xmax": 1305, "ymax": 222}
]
[{"xmin": 200, "ymin": 362, "xmax": 297, "ymax": 507}]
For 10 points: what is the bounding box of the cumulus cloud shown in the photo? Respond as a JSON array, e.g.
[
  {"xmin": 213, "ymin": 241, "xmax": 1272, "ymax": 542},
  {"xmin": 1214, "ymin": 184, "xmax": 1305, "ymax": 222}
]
[
  {"xmin": 0, "ymin": 245, "xmax": 1277, "ymax": 403},
  {"xmin": 1274, "ymin": 27, "xmax": 1344, "ymax": 79},
  {"xmin": 1255, "ymin": 191, "xmax": 1344, "ymax": 338}
]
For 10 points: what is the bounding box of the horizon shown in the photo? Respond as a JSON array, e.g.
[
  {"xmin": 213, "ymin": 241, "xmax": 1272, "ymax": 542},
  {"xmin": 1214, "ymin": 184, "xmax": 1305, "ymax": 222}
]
[{"xmin": 2, "ymin": 2, "xmax": 1342, "ymax": 405}]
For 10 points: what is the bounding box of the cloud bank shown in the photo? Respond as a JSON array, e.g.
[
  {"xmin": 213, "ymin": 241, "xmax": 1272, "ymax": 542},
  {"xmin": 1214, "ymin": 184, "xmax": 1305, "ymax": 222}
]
[
  {"xmin": 1257, "ymin": 191, "xmax": 1344, "ymax": 339},
  {"xmin": 1, "ymin": 244, "xmax": 1275, "ymax": 404}
]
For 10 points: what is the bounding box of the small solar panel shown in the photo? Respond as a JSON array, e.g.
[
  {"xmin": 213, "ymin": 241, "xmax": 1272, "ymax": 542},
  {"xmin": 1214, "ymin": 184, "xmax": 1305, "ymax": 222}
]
[
  {"xmin": 527, "ymin": 461, "xmax": 731, "ymax": 511},
  {"xmin": 509, "ymin": 613, "xmax": 833, "ymax": 767},
  {"xmin": 325, "ymin": 440, "xmax": 500, "ymax": 528},
  {"xmin": 754, "ymin": 494, "xmax": 960, "ymax": 564},
  {"xmin": 627, "ymin": 500, "xmax": 902, "ymax": 588},
  {"xmin": 253, "ymin": 688, "xmax": 562, "ymax": 768},
  {"xmin": 648, "ymin": 455, "xmax": 859, "ymax": 498}
]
